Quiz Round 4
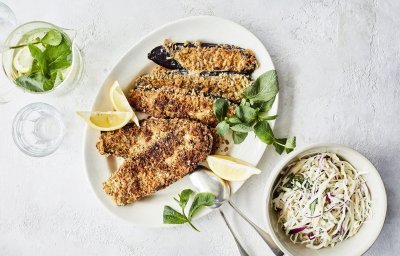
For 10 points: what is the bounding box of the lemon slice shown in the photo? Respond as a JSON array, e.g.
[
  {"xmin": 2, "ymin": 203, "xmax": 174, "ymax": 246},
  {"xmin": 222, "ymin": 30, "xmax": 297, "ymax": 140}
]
[
  {"xmin": 109, "ymin": 81, "xmax": 139, "ymax": 126},
  {"xmin": 77, "ymin": 111, "xmax": 133, "ymax": 131},
  {"xmin": 207, "ymin": 155, "xmax": 261, "ymax": 181},
  {"xmin": 13, "ymin": 46, "xmax": 34, "ymax": 73}
]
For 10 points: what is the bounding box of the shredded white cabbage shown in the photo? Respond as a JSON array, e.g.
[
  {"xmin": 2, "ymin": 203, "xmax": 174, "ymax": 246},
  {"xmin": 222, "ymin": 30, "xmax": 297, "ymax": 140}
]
[{"xmin": 272, "ymin": 153, "xmax": 372, "ymax": 249}]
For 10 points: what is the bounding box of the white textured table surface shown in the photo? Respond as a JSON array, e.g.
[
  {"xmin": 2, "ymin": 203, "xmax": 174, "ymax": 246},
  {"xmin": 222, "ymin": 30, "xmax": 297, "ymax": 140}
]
[{"xmin": 0, "ymin": 0, "xmax": 398, "ymax": 255}]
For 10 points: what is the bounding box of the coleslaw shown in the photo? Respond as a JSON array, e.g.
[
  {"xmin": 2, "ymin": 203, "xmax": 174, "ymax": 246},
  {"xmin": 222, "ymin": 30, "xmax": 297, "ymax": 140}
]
[{"xmin": 272, "ymin": 153, "xmax": 372, "ymax": 249}]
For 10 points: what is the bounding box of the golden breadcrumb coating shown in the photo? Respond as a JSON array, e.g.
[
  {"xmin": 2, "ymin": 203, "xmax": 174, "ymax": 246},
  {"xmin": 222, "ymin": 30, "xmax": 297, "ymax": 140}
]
[
  {"xmin": 101, "ymin": 118, "xmax": 213, "ymax": 205},
  {"xmin": 135, "ymin": 66, "xmax": 251, "ymax": 103},
  {"xmin": 128, "ymin": 86, "xmax": 235, "ymax": 127},
  {"xmin": 164, "ymin": 39, "xmax": 258, "ymax": 73}
]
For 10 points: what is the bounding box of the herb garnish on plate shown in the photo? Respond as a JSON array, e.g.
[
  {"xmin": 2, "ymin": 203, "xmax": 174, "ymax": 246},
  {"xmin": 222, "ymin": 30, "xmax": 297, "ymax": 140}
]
[
  {"xmin": 163, "ymin": 189, "xmax": 216, "ymax": 231},
  {"xmin": 213, "ymin": 70, "xmax": 296, "ymax": 154}
]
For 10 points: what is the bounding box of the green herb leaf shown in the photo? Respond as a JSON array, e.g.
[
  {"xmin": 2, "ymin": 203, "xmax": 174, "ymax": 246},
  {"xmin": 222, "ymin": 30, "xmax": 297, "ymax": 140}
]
[
  {"xmin": 163, "ymin": 206, "xmax": 188, "ymax": 224},
  {"xmin": 44, "ymin": 35, "xmax": 72, "ymax": 71},
  {"xmin": 232, "ymin": 131, "xmax": 248, "ymax": 144},
  {"xmin": 212, "ymin": 69, "xmax": 295, "ymax": 154},
  {"xmin": 178, "ymin": 189, "xmax": 194, "ymax": 209},
  {"xmin": 240, "ymin": 99, "xmax": 251, "ymax": 107},
  {"xmin": 310, "ymin": 199, "xmax": 318, "ymax": 214},
  {"xmin": 188, "ymin": 193, "xmax": 216, "ymax": 220},
  {"xmin": 258, "ymin": 114, "xmax": 278, "ymax": 121},
  {"xmin": 41, "ymin": 29, "xmax": 62, "ymax": 46},
  {"xmin": 284, "ymin": 136, "xmax": 296, "ymax": 153},
  {"xmin": 216, "ymin": 121, "xmax": 230, "ymax": 136},
  {"xmin": 273, "ymin": 138, "xmax": 286, "ymax": 154},
  {"xmin": 31, "ymin": 59, "xmax": 41, "ymax": 74},
  {"xmin": 254, "ymin": 121, "xmax": 274, "ymax": 144},
  {"xmin": 227, "ymin": 116, "xmax": 242, "ymax": 125},
  {"xmin": 259, "ymin": 97, "xmax": 275, "ymax": 114},
  {"xmin": 28, "ymin": 44, "xmax": 48, "ymax": 77},
  {"xmin": 272, "ymin": 137, "xmax": 296, "ymax": 154},
  {"xmin": 213, "ymin": 99, "xmax": 229, "ymax": 122},
  {"xmin": 230, "ymin": 123, "xmax": 253, "ymax": 133},
  {"xmin": 164, "ymin": 189, "xmax": 215, "ymax": 231},
  {"xmin": 243, "ymin": 70, "xmax": 278, "ymax": 103},
  {"xmin": 15, "ymin": 74, "xmax": 45, "ymax": 92},
  {"xmin": 43, "ymin": 71, "xmax": 57, "ymax": 91},
  {"xmin": 236, "ymin": 105, "xmax": 257, "ymax": 124}
]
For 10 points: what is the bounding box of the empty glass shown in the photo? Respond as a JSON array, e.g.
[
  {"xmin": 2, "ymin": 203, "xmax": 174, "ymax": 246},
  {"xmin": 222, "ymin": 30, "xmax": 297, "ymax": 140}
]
[{"xmin": 12, "ymin": 102, "xmax": 65, "ymax": 157}]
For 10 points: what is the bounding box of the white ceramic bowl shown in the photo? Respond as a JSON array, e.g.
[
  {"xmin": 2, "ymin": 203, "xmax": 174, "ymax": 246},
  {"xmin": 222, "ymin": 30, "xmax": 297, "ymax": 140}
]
[{"xmin": 263, "ymin": 143, "xmax": 387, "ymax": 256}]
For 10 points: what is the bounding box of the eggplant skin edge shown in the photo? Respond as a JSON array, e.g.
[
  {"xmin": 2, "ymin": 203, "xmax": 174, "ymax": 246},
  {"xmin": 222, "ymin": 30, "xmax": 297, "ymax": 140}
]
[
  {"xmin": 147, "ymin": 43, "xmax": 257, "ymax": 74},
  {"xmin": 147, "ymin": 45, "xmax": 183, "ymax": 70}
]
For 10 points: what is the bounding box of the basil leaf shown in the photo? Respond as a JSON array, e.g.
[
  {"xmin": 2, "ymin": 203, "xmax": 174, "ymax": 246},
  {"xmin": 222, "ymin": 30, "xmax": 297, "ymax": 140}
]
[
  {"xmin": 236, "ymin": 105, "xmax": 257, "ymax": 124},
  {"xmin": 243, "ymin": 70, "xmax": 278, "ymax": 103},
  {"xmin": 258, "ymin": 114, "xmax": 278, "ymax": 121},
  {"xmin": 178, "ymin": 189, "xmax": 194, "ymax": 209},
  {"xmin": 254, "ymin": 121, "xmax": 274, "ymax": 144},
  {"xmin": 213, "ymin": 99, "xmax": 229, "ymax": 122},
  {"xmin": 230, "ymin": 123, "xmax": 253, "ymax": 133},
  {"xmin": 28, "ymin": 44, "xmax": 48, "ymax": 76},
  {"xmin": 163, "ymin": 206, "xmax": 188, "ymax": 224},
  {"xmin": 227, "ymin": 116, "xmax": 241, "ymax": 125},
  {"xmin": 15, "ymin": 74, "xmax": 45, "ymax": 92},
  {"xmin": 232, "ymin": 131, "xmax": 248, "ymax": 144},
  {"xmin": 188, "ymin": 193, "xmax": 216, "ymax": 220},
  {"xmin": 216, "ymin": 121, "xmax": 230, "ymax": 136},
  {"xmin": 310, "ymin": 199, "xmax": 318, "ymax": 214},
  {"xmin": 273, "ymin": 138, "xmax": 286, "ymax": 154},
  {"xmin": 41, "ymin": 29, "xmax": 62, "ymax": 46},
  {"xmin": 285, "ymin": 136, "xmax": 296, "ymax": 153}
]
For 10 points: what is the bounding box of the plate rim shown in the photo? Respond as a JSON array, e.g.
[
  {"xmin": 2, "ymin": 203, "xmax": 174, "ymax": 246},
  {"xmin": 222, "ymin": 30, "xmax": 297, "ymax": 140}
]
[{"xmin": 83, "ymin": 15, "xmax": 278, "ymax": 227}]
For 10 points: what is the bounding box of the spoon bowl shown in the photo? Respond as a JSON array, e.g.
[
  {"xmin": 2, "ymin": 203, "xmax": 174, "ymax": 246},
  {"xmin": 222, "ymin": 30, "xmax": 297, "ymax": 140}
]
[
  {"xmin": 189, "ymin": 167, "xmax": 230, "ymax": 208},
  {"xmin": 189, "ymin": 166, "xmax": 284, "ymax": 256}
]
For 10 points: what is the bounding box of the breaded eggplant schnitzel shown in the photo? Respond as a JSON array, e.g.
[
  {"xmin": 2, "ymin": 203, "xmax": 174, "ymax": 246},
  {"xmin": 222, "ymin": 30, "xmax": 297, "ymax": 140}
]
[
  {"xmin": 128, "ymin": 86, "xmax": 235, "ymax": 127},
  {"xmin": 99, "ymin": 118, "xmax": 213, "ymax": 205}
]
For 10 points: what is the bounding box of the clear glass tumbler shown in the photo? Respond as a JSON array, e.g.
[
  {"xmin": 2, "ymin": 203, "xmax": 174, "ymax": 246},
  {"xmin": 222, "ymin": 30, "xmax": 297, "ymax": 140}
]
[{"xmin": 12, "ymin": 102, "xmax": 66, "ymax": 157}]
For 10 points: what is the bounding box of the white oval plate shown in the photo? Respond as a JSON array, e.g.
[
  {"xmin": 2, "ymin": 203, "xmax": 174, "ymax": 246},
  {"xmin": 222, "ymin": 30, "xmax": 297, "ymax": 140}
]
[{"xmin": 84, "ymin": 16, "xmax": 277, "ymax": 227}]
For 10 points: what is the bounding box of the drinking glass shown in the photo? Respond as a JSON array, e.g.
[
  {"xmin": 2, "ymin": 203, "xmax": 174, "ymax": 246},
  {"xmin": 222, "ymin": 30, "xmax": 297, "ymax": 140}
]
[
  {"xmin": 2, "ymin": 21, "xmax": 83, "ymax": 96},
  {"xmin": 12, "ymin": 102, "xmax": 66, "ymax": 157}
]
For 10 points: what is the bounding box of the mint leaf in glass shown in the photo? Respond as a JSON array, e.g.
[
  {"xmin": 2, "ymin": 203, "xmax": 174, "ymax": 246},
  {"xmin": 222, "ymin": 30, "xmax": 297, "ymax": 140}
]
[{"xmin": 41, "ymin": 29, "xmax": 62, "ymax": 46}]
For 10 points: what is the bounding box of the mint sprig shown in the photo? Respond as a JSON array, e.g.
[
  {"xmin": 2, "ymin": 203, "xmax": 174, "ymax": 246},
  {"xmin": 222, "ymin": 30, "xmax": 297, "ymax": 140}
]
[
  {"xmin": 13, "ymin": 29, "xmax": 72, "ymax": 92},
  {"xmin": 213, "ymin": 70, "xmax": 296, "ymax": 154},
  {"xmin": 163, "ymin": 189, "xmax": 216, "ymax": 231}
]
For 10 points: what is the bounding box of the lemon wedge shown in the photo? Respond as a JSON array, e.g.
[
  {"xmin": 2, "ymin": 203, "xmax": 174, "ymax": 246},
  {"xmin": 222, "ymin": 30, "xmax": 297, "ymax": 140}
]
[
  {"xmin": 207, "ymin": 155, "xmax": 261, "ymax": 181},
  {"xmin": 77, "ymin": 111, "xmax": 133, "ymax": 131},
  {"xmin": 109, "ymin": 81, "xmax": 139, "ymax": 126},
  {"xmin": 13, "ymin": 46, "xmax": 34, "ymax": 73}
]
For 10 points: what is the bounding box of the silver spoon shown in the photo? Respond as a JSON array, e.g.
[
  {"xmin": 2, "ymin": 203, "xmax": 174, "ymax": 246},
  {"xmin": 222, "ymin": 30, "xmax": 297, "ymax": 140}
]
[{"xmin": 190, "ymin": 167, "xmax": 283, "ymax": 256}]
